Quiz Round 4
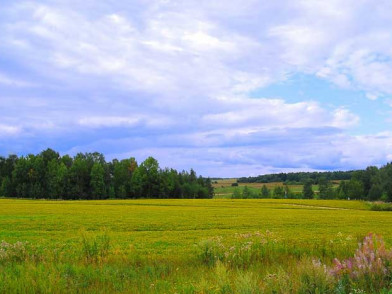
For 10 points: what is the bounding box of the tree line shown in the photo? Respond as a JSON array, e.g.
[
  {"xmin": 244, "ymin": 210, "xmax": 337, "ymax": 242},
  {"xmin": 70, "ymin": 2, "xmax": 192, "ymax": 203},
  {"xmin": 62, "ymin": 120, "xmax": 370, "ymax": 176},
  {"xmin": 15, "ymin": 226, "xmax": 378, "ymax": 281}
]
[
  {"xmin": 237, "ymin": 171, "xmax": 353, "ymax": 184},
  {"xmin": 303, "ymin": 165, "xmax": 392, "ymax": 201},
  {"xmin": 233, "ymin": 163, "xmax": 392, "ymax": 201},
  {"xmin": 0, "ymin": 149, "xmax": 214, "ymax": 199},
  {"xmin": 334, "ymin": 164, "xmax": 392, "ymax": 201}
]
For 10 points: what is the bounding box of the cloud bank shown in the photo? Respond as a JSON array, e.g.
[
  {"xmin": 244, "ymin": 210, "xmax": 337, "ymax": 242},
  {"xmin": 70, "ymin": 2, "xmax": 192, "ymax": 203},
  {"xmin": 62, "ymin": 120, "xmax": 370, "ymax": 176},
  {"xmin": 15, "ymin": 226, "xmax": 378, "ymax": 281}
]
[{"xmin": 0, "ymin": 0, "xmax": 392, "ymax": 176}]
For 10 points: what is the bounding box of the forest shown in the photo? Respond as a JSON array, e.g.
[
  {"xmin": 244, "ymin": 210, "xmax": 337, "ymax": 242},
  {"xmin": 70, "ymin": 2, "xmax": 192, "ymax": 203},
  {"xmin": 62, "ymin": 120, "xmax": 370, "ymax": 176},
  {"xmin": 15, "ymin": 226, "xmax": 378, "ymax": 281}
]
[
  {"xmin": 2, "ymin": 148, "xmax": 392, "ymax": 202},
  {"xmin": 0, "ymin": 149, "xmax": 214, "ymax": 199},
  {"xmin": 238, "ymin": 170, "xmax": 354, "ymax": 184},
  {"xmin": 238, "ymin": 165, "xmax": 392, "ymax": 201}
]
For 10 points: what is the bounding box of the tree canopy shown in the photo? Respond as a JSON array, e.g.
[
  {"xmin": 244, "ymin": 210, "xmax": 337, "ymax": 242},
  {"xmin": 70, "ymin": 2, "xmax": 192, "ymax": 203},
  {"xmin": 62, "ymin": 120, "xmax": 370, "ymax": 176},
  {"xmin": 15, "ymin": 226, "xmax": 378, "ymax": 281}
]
[{"xmin": 0, "ymin": 149, "xmax": 214, "ymax": 200}]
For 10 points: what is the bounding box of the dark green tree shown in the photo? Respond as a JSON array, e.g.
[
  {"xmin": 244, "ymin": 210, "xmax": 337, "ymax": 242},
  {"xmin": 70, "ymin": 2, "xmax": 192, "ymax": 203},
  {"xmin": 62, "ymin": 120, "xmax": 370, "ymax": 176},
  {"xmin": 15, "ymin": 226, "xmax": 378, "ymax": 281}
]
[
  {"xmin": 242, "ymin": 186, "xmax": 251, "ymax": 199},
  {"xmin": 261, "ymin": 185, "xmax": 270, "ymax": 198},
  {"xmin": 232, "ymin": 188, "xmax": 241, "ymax": 199},
  {"xmin": 336, "ymin": 181, "xmax": 348, "ymax": 199},
  {"xmin": 273, "ymin": 186, "xmax": 284, "ymax": 198},
  {"xmin": 0, "ymin": 176, "xmax": 12, "ymax": 196},
  {"xmin": 380, "ymin": 163, "xmax": 392, "ymax": 202},
  {"xmin": 132, "ymin": 157, "xmax": 160, "ymax": 198},
  {"xmin": 344, "ymin": 179, "xmax": 364, "ymax": 200},
  {"xmin": 90, "ymin": 162, "xmax": 106, "ymax": 199},
  {"xmin": 0, "ymin": 149, "xmax": 215, "ymax": 200},
  {"xmin": 205, "ymin": 178, "xmax": 214, "ymax": 199},
  {"xmin": 12, "ymin": 156, "xmax": 30, "ymax": 198},
  {"xmin": 47, "ymin": 159, "xmax": 61, "ymax": 199},
  {"xmin": 67, "ymin": 154, "xmax": 91, "ymax": 199},
  {"xmin": 318, "ymin": 177, "xmax": 334, "ymax": 199},
  {"xmin": 368, "ymin": 183, "xmax": 383, "ymax": 201},
  {"xmin": 302, "ymin": 180, "xmax": 314, "ymax": 199},
  {"xmin": 361, "ymin": 167, "xmax": 379, "ymax": 198}
]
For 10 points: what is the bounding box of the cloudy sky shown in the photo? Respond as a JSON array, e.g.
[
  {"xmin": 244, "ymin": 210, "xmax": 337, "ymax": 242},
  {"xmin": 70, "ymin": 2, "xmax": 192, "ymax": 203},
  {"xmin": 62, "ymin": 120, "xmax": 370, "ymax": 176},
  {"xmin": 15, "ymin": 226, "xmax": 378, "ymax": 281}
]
[{"xmin": 1, "ymin": 0, "xmax": 392, "ymax": 177}]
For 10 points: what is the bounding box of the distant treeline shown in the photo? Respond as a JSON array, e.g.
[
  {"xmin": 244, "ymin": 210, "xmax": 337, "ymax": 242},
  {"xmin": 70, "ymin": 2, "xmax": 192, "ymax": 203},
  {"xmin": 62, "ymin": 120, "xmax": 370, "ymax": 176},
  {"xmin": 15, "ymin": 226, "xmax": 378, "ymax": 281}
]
[
  {"xmin": 237, "ymin": 164, "xmax": 392, "ymax": 201},
  {"xmin": 238, "ymin": 171, "xmax": 354, "ymax": 184},
  {"xmin": 335, "ymin": 165, "xmax": 392, "ymax": 201},
  {"xmin": 0, "ymin": 149, "xmax": 214, "ymax": 199}
]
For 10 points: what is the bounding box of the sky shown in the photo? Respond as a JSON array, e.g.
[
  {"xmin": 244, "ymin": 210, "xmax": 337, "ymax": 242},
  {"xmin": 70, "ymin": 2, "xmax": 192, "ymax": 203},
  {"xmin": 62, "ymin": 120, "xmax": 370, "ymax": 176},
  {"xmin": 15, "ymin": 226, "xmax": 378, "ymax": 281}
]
[{"xmin": 1, "ymin": 0, "xmax": 392, "ymax": 177}]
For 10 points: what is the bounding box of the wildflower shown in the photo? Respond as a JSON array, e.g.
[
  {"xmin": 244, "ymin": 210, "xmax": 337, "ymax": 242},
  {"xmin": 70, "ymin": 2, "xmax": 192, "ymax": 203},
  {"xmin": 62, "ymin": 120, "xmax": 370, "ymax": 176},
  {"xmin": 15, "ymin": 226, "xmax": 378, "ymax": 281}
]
[
  {"xmin": 331, "ymin": 233, "xmax": 392, "ymax": 280},
  {"xmin": 312, "ymin": 259, "xmax": 322, "ymax": 267},
  {"xmin": 0, "ymin": 240, "xmax": 28, "ymax": 262}
]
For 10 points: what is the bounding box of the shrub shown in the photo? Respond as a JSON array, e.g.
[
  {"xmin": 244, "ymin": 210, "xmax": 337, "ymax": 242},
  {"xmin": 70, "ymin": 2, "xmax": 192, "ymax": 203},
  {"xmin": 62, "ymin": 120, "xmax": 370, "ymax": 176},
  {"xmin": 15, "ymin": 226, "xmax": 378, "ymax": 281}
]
[
  {"xmin": 231, "ymin": 187, "xmax": 260, "ymax": 199},
  {"xmin": 196, "ymin": 236, "xmax": 225, "ymax": 266},
  {"xmin": 0, "ymin": 240, "xmax": 28, "ymax": 263},
  {"xmin": 232, "ymin": 189, "xmax": 242, "ymax": 199},
  {"xmin": 235, "ymin": 272, "xmax": 259, "ymax": 294},
  {"xmin": 262, "ymin": 269, "xmax": 293, "ymax": 293},
  {"xmin": 369, "ymin": 202, "xmax": 392, "ymax": 211},
  {"xmin": 197, "ymin": 231, "xmax": 280, "ymax": 268},
  {"xmin": 298, "ymin": 259, "xmax": 334, "ymax": 293},
  {"xmin": 215, "ymin": 261, "xmax": 233, "ymax": 293},
  {"xmin": 80, "ymin": 229, "xmax": 111, "ymax": 263}
]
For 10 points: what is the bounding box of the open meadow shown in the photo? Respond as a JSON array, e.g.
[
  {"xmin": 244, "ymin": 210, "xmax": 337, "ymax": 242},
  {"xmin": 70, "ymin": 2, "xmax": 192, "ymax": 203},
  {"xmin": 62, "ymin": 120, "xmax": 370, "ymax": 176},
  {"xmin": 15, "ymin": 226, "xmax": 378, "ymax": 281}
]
[
  {"xmin": 212, "ymin": 179, "xmax": 340, "ymax": 198},
  {"xmin": 1, "ymin": 198, "xmax": 392, "ymax": 293}
]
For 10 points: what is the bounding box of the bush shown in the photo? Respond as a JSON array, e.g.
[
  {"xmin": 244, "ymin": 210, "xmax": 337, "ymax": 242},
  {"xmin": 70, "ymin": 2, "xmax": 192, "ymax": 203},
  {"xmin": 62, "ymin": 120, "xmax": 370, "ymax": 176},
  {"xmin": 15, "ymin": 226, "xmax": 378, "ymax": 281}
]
[
  {"xmin": 196, "ymin": 237, "xmax": 225, "ymax": 266},
  {"xmin": 231, "ymin": 186, "xmax": 260, "ymax": 199},
  {"xmin": 0, "ymin": 240, "xmax": 28, "ymax": 263},
  {"xmin": 197, "ymin": 231, "xmax": 280, "ymax": 268},
  {"xmin": 235, "ymin": 272, "xmax": 259, "ymax": 294},
  {"xmin": 80, "ymin": 229, "xmax": 111, "ymax": 263},
  {"xmin": 369, "ymin": 202, "xmax": 392, "ymax": 211}
]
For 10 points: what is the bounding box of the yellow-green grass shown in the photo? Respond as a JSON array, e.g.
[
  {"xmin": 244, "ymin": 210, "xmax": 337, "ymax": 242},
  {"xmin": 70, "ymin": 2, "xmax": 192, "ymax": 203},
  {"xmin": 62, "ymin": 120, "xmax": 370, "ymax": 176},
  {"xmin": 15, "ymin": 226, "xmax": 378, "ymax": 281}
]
[
  {"xmin": 0, "ymin": 198, "xmax": 391, "ymax": 293},
  {"xmin": 0, "ymin": 198, "xmax": 385, "ymax": 253}
]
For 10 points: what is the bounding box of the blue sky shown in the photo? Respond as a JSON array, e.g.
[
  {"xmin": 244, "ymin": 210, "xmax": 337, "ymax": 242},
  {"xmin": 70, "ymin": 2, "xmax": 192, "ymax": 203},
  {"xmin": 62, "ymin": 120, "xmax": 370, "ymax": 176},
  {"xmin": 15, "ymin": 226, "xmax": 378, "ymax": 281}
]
[{"xmin": 1, "ymin": 0, "xmax": 392, "ymax": 177}]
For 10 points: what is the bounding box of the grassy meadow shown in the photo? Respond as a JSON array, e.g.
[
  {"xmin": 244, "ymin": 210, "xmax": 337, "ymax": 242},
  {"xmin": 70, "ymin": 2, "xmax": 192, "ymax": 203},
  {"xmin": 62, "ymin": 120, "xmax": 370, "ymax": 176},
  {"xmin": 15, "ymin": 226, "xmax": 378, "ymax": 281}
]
[
  {"xmin": 212, "ymin": 179, "xmax": 340, "ymax": 198},
  {"xmin": 1, "ymin": 198, "xmax": 392, "ymax": 293}
]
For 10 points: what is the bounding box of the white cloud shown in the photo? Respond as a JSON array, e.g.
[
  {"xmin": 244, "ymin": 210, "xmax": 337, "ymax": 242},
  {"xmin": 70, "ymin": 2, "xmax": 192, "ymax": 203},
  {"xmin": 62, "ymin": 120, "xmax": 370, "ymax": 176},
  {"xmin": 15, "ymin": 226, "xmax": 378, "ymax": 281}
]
[
  {"xmin": 0, "ymin": 2, "xmax": 387, "ymax": 89},
  {"xmin": 65, "ymin": 130, "xmax": 392, "ymax": 177},
  {"xmin": 331, "ymin": 108, "xmax": 359, "ymax": 128},
  {"xmin": 1, "ymin": 2, "xmax": 274, "ymax": 98},
  {"xmin": 0, "ymin": 124, "xmax": 20, "ymax": 136},
  {"xmin": 78, "ymin": 117, "xmax": 141, "ymax": 128},
  {"xmin": 366, "ymin": 93, "xmax": 379, "ymax": 100},
  {"xmin": 0, "ymin": 72, "xmax": 35, "ymax": 87},
  {"xmin": 0, "ymin": 0, "xmax": 391, "ymax": 176},
  {"xmin": 78, "ymin": 115, "xmax": 174, "ymax": 128},
  {"xmin": 4, "ymin": 0, "xmax": 391, "ymax": 100},
  {"xmin": 202, "ymin": 98, "xmax": 359, "ymax": 130}
]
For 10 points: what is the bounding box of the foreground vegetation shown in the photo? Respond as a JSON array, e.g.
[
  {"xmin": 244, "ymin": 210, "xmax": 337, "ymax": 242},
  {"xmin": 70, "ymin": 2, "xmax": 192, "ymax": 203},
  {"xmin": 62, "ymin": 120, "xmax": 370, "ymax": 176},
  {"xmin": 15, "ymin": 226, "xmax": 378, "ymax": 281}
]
[{"xmin": 1, "ymin": 198, "xmax": 392, "ymax": 293}]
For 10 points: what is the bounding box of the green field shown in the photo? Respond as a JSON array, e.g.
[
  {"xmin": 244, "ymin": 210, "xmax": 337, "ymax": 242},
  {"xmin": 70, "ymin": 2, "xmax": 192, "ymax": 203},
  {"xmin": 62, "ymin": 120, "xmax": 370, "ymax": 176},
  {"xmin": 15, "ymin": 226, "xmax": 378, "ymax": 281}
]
[
  {"xmin": 0, "ymin": 198, "xmax": 392, "ymax": 293},
  {"xmin": 213, "ymin": 179, "xmax": 338, "ymax": 198}
]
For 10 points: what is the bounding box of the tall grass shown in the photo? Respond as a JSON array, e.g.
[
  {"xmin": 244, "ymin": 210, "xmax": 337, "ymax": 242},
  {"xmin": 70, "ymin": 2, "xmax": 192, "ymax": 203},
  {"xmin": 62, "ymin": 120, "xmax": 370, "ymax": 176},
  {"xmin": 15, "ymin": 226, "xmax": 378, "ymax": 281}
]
[
  {"xmin": 196, "ymin": 232, "xmax": 392, "ymax": 293},
  {"xmin": 80, "ymin": 229, "xmax": 111, "ymax": 263},
  {"xmin": 1, "ymin": 232, "xmax": 392, "ymax": 293},
  {"xmin": 196, "ymin": 231, "xmax": 357, "ymax": 268},
  {"xmin": 0, "ymin": 199, "xmax": 392, "ymax": 293}
]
